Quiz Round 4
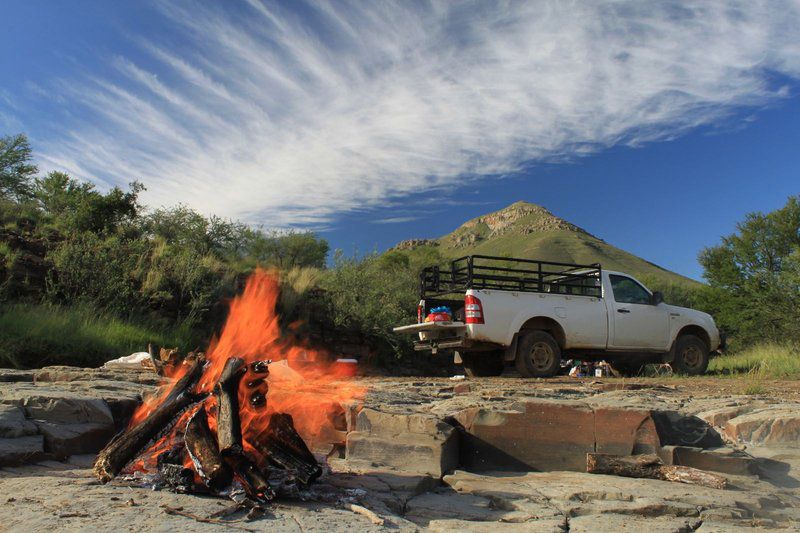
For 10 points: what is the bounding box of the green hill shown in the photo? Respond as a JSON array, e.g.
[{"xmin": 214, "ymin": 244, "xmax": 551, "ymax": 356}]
[{"xmin": 392, "ymin": 201, "xmax": 698, "ymax": 287}]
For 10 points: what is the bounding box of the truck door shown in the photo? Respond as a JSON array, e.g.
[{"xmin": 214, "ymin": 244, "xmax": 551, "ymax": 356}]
[{"xmin": 607, "ymin": 274, "xmax": 669, "ymax": 350}]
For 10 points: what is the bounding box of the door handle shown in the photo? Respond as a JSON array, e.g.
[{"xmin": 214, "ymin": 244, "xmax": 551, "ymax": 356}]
[{"xmin": 617, "ymin": 309, "xmax": 630, "ymax": 314}]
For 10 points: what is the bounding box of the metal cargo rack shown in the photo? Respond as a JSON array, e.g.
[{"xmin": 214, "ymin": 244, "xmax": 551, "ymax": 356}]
[{"xmin": 419, "ymin": 254, "xmax": 602, "ymax": 299}]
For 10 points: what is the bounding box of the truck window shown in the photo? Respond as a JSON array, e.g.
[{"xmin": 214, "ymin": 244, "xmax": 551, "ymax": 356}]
[{"xmin": 609, "ymin": 274, "xmax": 650, "ymax": 304}]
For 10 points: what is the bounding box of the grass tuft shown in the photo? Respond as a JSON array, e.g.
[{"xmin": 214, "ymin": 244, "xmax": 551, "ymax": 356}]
[
  {"xmin": 0, "ymin": 303, "xmax": 197, "ymax": 369},
  {"xmin": 709, "ymin": 342, "xmax": 800, "ymax": 379}
]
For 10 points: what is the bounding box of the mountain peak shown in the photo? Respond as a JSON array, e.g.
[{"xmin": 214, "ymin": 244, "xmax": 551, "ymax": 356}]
[{"xmin": 447, "ymin": 201, "xmax": 592, "ymax": 248}]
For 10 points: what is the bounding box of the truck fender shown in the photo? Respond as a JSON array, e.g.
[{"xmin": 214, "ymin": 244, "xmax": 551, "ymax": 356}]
[{"xmin": 506, "ymin": 313, "xmax": 567, "ymax": 348}]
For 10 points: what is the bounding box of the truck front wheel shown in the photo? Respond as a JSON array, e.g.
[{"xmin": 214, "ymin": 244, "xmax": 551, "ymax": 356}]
[
  {"xmin": 516, "ymin": 330, "xmax": 561, "ymax": 378},
  {"xmin": 461, "ymin": 351, "xmax": 504, "ymax": 377},
  {"xmin": 670, "ymin": 335, "xmax": 709, "ymax": 375}
]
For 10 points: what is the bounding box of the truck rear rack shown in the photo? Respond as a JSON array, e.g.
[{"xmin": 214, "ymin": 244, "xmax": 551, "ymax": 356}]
[{"xmin": 420, "ymin": 255, "xmax": 602, "ymax": 299}]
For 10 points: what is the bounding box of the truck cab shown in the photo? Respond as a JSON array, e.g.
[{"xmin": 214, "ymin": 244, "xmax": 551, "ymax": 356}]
[{"xmin": 394, "ymin": 255, "xmax": 723, "ymax": 378}]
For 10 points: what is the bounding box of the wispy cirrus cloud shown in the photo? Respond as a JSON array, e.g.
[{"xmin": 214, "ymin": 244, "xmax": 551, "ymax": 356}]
[{"xmin": 26, "ymin": 0, "xmax": 800, "ymax": 227}]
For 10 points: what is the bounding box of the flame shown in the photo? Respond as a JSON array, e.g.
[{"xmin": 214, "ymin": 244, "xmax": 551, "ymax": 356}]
[{"xmin": 125, "ymin": 268, "xmax": 364, "ymax": 473}]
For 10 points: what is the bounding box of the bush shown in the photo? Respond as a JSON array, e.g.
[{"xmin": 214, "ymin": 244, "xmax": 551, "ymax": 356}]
[{"xmin": 0, "ymin": 303, "xmax": 198, "ymax": 369}]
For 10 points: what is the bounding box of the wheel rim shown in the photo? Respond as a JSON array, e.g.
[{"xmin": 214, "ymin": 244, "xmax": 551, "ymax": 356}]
[
  {"xmin": 529, "ymin": 341, "xmax": 555, "ymax": 371},
  {"xmin": 681, "ymin": 345, "xmax": 702, "ymax": 369}
]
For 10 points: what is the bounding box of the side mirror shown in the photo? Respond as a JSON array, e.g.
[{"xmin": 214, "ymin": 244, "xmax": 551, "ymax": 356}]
[{"xmin": 651, "ymin": 291, "xmax": 664, "ymax": 305}]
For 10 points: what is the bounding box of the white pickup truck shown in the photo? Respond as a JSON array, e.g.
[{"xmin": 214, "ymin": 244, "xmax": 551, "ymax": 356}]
[{"xmin": 394, "ymin": 255, "xmax": 724, "ymax": 378}]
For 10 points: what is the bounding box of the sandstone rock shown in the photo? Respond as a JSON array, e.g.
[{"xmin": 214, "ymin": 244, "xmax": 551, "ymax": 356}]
[
  {"xmin": 660, "ymin": 446, "xmax": 758, "ymax": 476},
  {"xmin": 454, "ymin": 400, "xmax": 595, "ymax": 471},
  {"xmin": 569, "ymin": 514, "xmax": 701, "ymax": 533},
  {"xmin": 0, "ymin": 382, "xmax": 141, "ymax": 428},
  {"xmin": 0, "ymin": 369, "xmax": 35, "ymax": 383},
  {"xmin": 346, "ymin": 432, "xmax": 457, "ymax": 477},
  {"xmin": 0, "ymin": 435, "xmax": 45, "ymax": 466},
  {"xmin": 725, "ymin": 407, "xmax": 800, "ymax": 448},
  {"xmin": 594, "ymin": 407, "xmax": 660, "ymax": 456},
  {"xmin": 697, "ymin": 404, "xmax": 756, "ymax": 428},
  {"xmin": 0, "ymin": 405, "xmax": 37, "ymax": 438},
  {"xmin": 452, "ymin": 401, "xmax": 723, "ymax": 472},
  {"xmin": 22, "ymin": 394, "xmax": 114, "ymax": 425},
  {"xmin": 34, "ymin": 420, "xmax": 115, "ymax": 457},
  {"xmin": 346, "ymin": 409, "xmax": 458, "ymax": 477}
]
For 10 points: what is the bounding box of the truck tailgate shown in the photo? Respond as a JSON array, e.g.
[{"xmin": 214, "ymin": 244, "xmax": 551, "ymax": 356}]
[
  {"xmin": 393, "ymin": 321, "xmax": 467, "ymax": 353},
  {"xmin": 393, "ymin": 321, "xmax": 466, "ymax": 334}
]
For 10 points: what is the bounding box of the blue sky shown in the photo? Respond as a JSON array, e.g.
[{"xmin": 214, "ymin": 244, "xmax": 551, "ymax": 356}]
[{"xmin": 1, "ymin": 1, "xmax": 799, "ymax": 280}]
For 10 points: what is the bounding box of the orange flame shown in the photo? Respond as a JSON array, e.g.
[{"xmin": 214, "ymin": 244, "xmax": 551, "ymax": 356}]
[{"xmin": 126, "ymin": 268, "xmax": 364, "ymax": 472}]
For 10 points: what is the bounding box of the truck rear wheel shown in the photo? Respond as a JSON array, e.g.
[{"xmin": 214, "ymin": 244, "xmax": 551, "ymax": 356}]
[
  {"xmin": 461, "ymin": 351, "xmax": 504, "ymax": 377},
  {"xmin": 516, "ymin": 330, "xmax": 561, "ymax": 378},
  {"xmin": 670, "ymin": 335, "xmax": 709, "ymax": 375}
]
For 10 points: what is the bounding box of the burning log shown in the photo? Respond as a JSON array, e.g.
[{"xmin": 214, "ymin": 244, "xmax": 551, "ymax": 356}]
[
  {"xmin": 586, "ymin": 453, "xmax": 728, "ymax": 490},
  {"xmin": 184, "ymin": 407, "xmax": 231, "ymax": 490},
  {"xmin": 94, "ymin": 360, "xmax": 204, "ymax": 482},
  {"xmin": 257, "ymin": 413, "xmax": 322, "ymax": 484},
  {"xmin": 215, "ymin": 357, "xmax": 246, "ymax": 457}
]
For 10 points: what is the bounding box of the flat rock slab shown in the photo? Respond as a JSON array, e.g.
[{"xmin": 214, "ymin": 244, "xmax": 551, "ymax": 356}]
[
  {"xmin": 0, "ymin": 405, "xmax": 38, "ymax": 438},
  {"xmin": 452, "ymin": 400, "xmax": 722, "ymax": 472},
  {"xmin": 0, "ymin": 435, "xmax": 45, "ymax": 466},
  {"xmin": 33, "ymin": 365, "xmax": 162, "ymax": 386},
  {"xmin": 34, "ymin": 421, "xmax": 115, "ymax": 457},
  {"xmin": 346, "ymin": 408, "xmax": 458, "ymax": 477},
  {"xmin": 0, "ymin": 369, "xmax": 35, "ymax": 383},
  {"xmin": 725, "ymin": 406, "xmax": 800, "ymax": 448}
]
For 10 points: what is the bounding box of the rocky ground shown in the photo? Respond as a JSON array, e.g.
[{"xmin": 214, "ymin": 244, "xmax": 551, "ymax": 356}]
[{"xmin": 2, "ymin": 366, "xmax": 800, "ymax": 531}]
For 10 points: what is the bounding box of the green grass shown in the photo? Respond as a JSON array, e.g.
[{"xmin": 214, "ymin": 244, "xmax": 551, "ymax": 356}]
[
  {"xmin": 709, "ymin": 342, "xmax": 800, "ymax": 379},
  {"xmin": 0, "ymin": 303, "xmax": 198, "ymax": 369}
]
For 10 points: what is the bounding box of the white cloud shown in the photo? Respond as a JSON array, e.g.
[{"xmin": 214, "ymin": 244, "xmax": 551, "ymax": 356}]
[{"xmin": 31, "ymin": 0, "xmax": 800, "ymax": 227}]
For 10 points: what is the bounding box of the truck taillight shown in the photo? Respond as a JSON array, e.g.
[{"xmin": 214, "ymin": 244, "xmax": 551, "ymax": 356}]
[
  {"xmin": 417, "ymin": 300, "xmax": 425, "ymax": 323},
  {"xmin": 464, "ymin": 294, "xmax": 484, "ymax": 324}
]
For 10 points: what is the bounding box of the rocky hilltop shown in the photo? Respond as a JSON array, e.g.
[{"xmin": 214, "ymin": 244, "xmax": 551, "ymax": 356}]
[{"xmin": 391, "ymin": 200, "xmax": 696, "ymax": 286}]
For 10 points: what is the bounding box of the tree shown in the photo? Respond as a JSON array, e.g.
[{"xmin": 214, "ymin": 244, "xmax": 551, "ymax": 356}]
[
  {"xmin": 244, "ymin": 231, "xmax": 329, "ymax": 269},
  {"xmin": 0, "ymin": 134, "xmax": 37, "ymax": 200},
  {"xmin": 697, "ymin": 196, "xmax": 800, "ymax": 345},
  {"xmin": 34, "ymin": 172, "xmax": 144, "ymax": 235}
]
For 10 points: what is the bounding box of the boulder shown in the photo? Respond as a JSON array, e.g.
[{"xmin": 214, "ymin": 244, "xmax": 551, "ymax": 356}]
[
  {"xmin": 0, "ymin": 405, "xmax": 37, "ymax": 438},
  {"xmin": 345, "ymin": 409, "xmax": 458, "ymax": 477},
  {"xmin": 34, "ymin": 421, "xmax": 116, "ymax": 457},
  {"xmin": 0, "ymin": 435, "xmax": 45, "ymax": 466},
  {"xmin": 725, "ymin": 407, "xmax": 800, "ymax": 447}
]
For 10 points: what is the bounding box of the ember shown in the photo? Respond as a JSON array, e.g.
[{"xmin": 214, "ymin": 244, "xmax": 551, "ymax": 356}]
[{"xmin": 93, "ymin": 269, "xmax": 364, "ymax": 505}]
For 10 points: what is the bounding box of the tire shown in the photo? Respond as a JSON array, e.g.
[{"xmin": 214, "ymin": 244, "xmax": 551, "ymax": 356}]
[
  {"xmin": 461, "ymin": 351, "xmax": 504, "ymax": 377},
  {"xmin": 670, "ymin": 335, "xmax": 709, "ymax": 375},
  {"xmin": 515, "ymin": 330, "xmax": 561, "ymax": 378},
  {"xmin": 609, "ymin": 361, "xmax": 646, "ymax": 377}
]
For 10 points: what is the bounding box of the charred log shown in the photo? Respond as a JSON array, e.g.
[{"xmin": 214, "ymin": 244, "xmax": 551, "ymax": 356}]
[
  {"xmin": 250, "ymin": 360, "xmax": 271, "ymax": 374},
  {"xmin": 157, "ymin": 446, "xmax": 195, "ymax": 493},
  {"xmin": 586, "ymin": 453, "xmax": 728, "ymax": 490},
  {"xmin": 214, "ymin": 357, "xmax": 246, "ymax": 456},
  {"xmin": 256, "ymin": 413, "xmax": 322, "ymax": 484},
  {"xmin": 184, "ymin": 406, "xmax": 231, "ymax": 490},
  {"xmin": 93, "ymin": 360, "xmax": 204, "ymax": 483},
  {"xmin": 232, "ymin": 455, "xmax": 275, "ymax": 502}
]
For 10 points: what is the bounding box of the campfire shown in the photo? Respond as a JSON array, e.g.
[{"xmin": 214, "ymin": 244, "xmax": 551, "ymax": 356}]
[{"xmin": 93, "ymin": 269, "xmax": 364, "ymax": 507}]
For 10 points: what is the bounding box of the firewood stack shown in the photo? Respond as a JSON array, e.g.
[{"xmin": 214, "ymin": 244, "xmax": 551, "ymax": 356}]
[{"xmin": 93, "ymin": 356, "xmax": 322, "ymax": 504}]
